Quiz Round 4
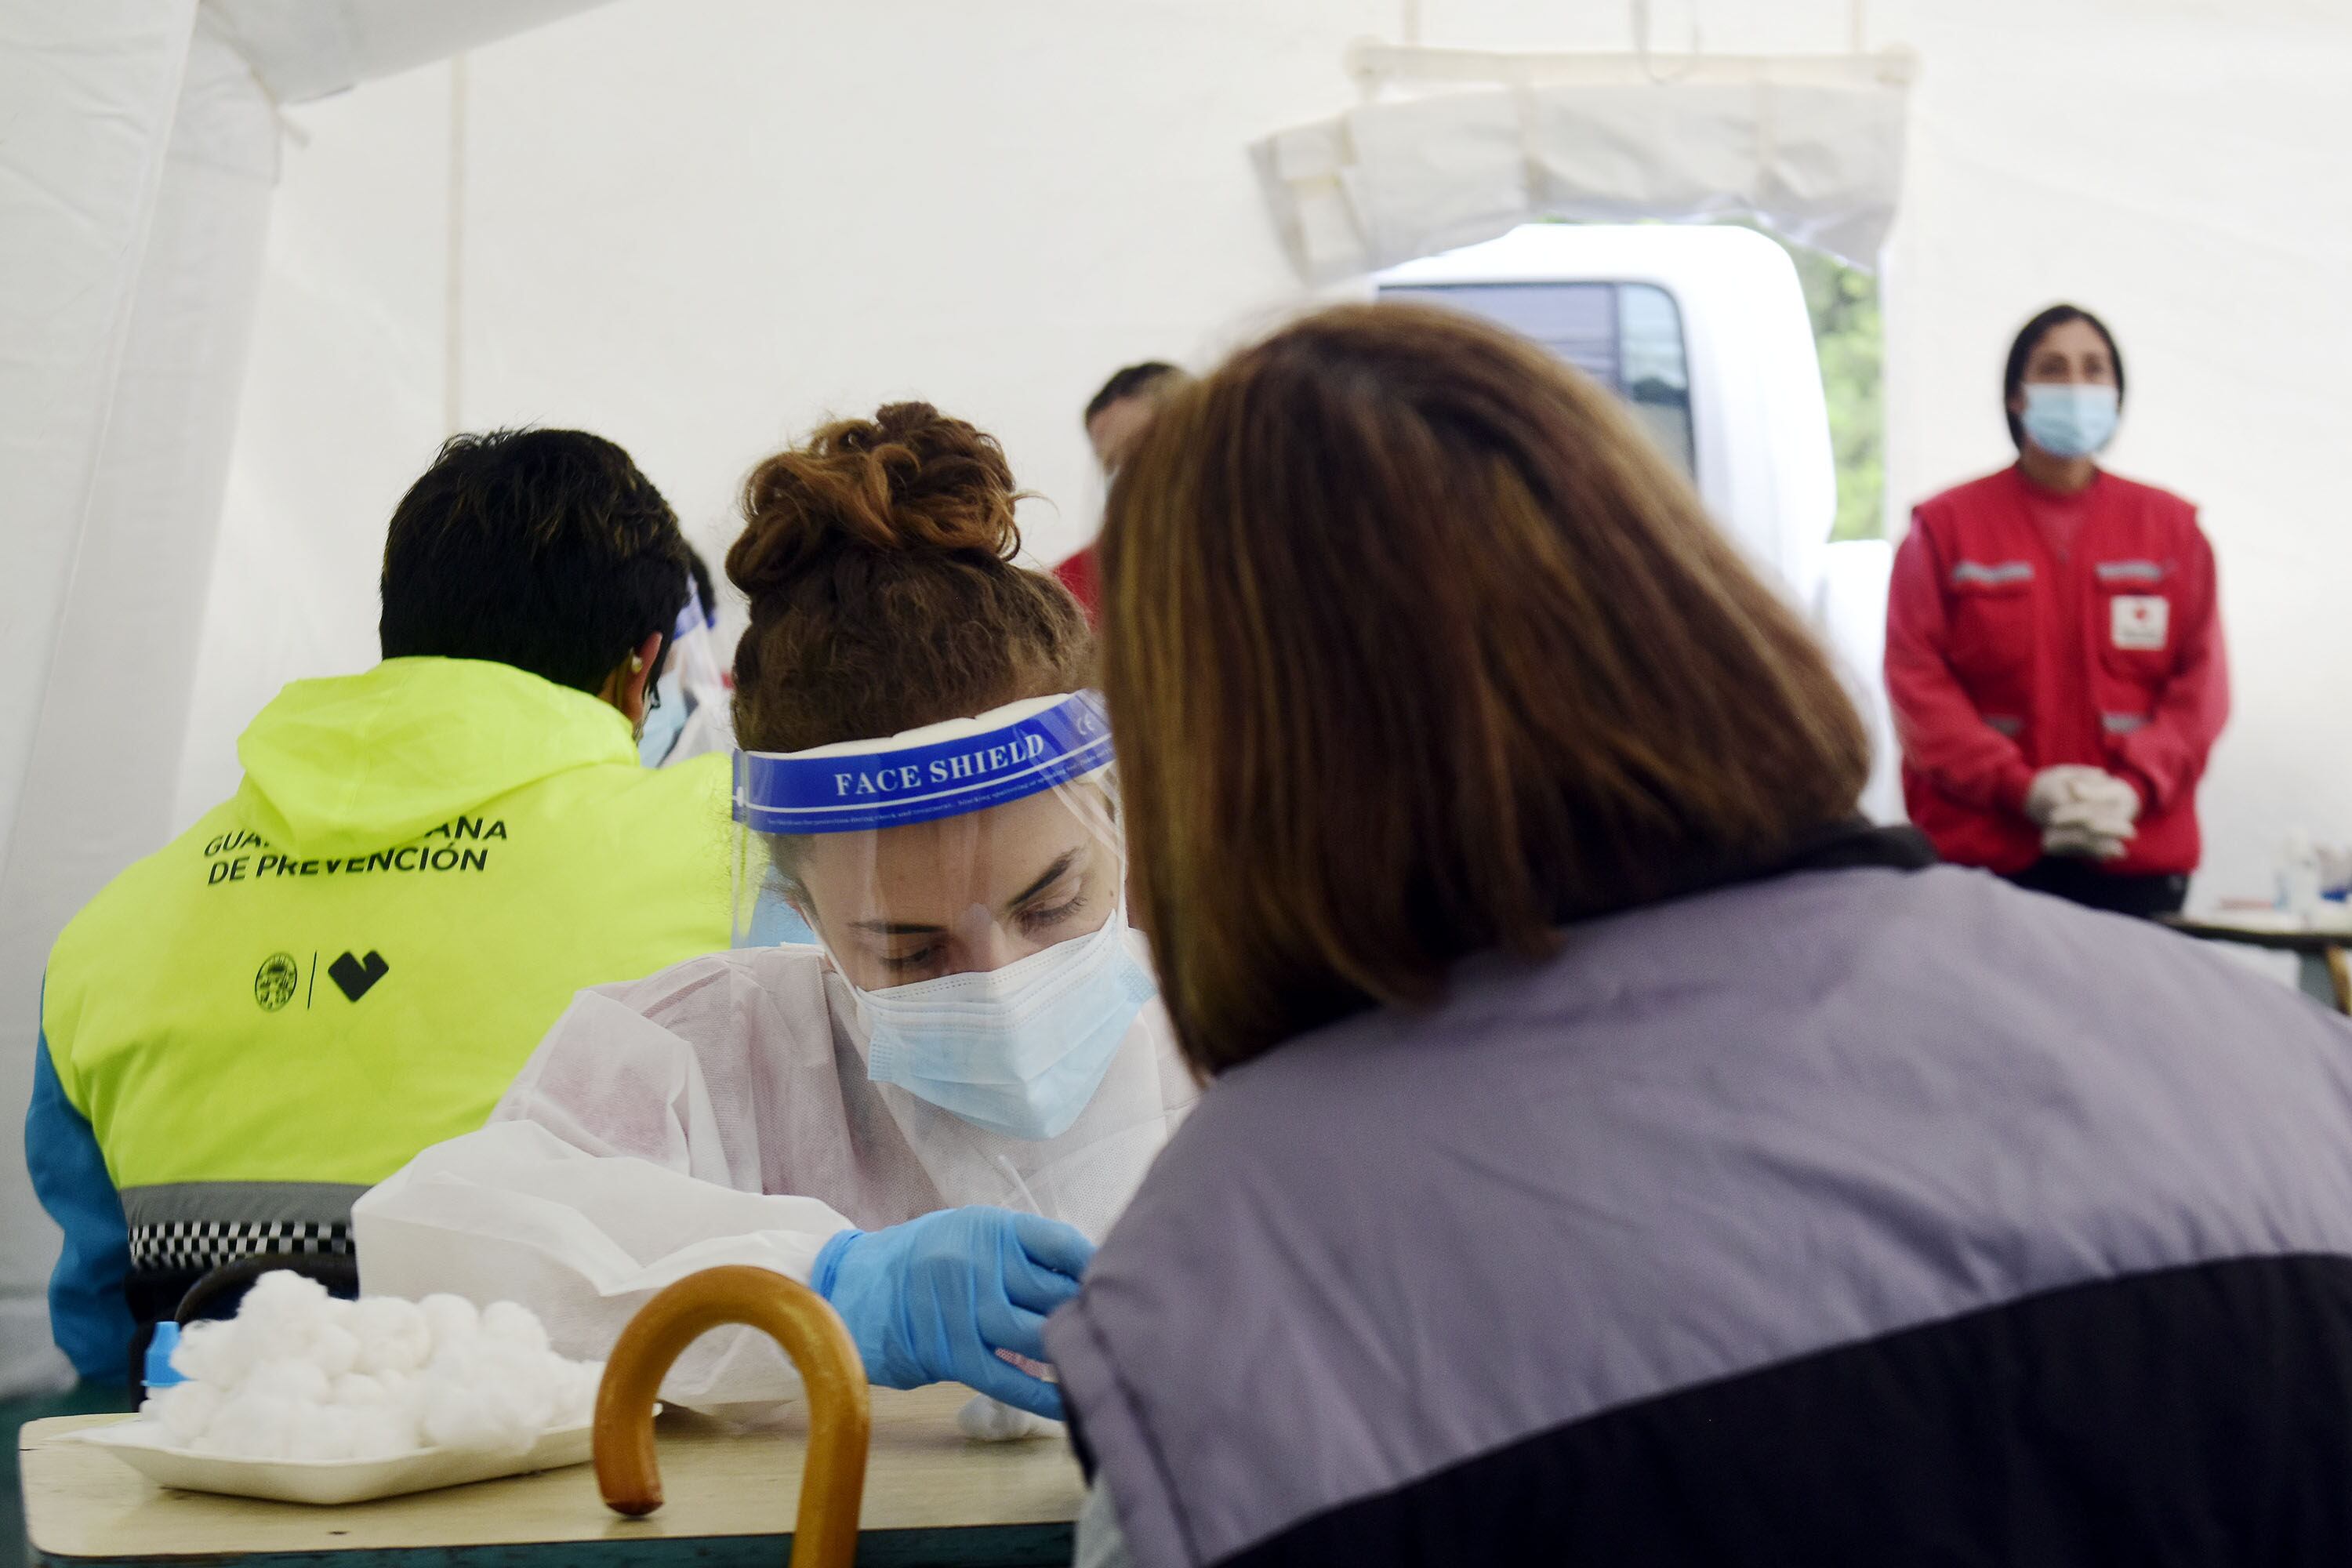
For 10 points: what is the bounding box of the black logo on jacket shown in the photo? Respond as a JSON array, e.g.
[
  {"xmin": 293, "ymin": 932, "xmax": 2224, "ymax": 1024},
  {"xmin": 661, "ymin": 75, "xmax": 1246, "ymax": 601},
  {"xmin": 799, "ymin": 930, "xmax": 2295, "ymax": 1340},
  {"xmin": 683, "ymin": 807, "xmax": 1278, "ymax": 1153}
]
[
  {"xmin": 253, "ymin": 953, "xmax": 299, "ymax": 1012},
  {"xmin": 328, "ymin": 950, "xmax": 390, "ymax": 1002}
]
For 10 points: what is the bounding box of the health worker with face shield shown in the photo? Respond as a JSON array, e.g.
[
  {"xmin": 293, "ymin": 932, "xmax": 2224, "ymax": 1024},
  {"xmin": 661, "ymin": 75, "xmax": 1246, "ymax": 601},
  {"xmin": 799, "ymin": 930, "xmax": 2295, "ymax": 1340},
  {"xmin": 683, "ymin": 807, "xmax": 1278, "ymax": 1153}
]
[
  {"xmin": 354, "ymin": 405, "xmax": 1192, "ymax": 1427},
  {"xmin": 637, "ymin": 556, "xmax": 735, "ymax": 768},
  {"xmin": 1886, "ymin": 304, "xmax": 2228, "ymax": 917}
]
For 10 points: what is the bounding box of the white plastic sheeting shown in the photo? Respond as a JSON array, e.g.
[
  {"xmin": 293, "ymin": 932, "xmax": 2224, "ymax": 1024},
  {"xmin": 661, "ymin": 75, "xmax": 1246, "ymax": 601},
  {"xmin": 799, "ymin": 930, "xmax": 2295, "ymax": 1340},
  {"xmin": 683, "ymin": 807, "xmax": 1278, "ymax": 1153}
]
[
  {"xmin": 205, "ymin": 0, "xmax": 619, "ymax": 105},
  {"xmin": 0, "ymin": 0, "xmax": 205, "ymax": 1398},
  {"xmin": 1256, "ymin": 47, "xmax": 1911, "ymax": 283},
  {"xmin": 0, "ymin": 0, "xmax": 615, "ymax": 1398}
]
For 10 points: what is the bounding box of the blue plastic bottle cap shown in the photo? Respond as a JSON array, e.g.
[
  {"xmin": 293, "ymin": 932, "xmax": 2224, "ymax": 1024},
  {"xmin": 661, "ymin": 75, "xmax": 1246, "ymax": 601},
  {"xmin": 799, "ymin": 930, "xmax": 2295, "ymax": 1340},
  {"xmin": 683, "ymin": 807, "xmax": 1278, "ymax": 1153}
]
[{"xmin": 143, "ymin": 1322, "xmax": 185, "ymax": 1395}]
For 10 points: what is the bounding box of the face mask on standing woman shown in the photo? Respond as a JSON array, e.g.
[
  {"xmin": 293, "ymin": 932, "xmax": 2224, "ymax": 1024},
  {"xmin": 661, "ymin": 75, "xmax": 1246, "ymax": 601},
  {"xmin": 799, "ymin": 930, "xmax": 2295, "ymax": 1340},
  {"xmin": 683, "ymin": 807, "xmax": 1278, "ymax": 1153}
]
[{"xmin": 2021, "ymin": 383, "xmax": 2119, "ymax": 459}]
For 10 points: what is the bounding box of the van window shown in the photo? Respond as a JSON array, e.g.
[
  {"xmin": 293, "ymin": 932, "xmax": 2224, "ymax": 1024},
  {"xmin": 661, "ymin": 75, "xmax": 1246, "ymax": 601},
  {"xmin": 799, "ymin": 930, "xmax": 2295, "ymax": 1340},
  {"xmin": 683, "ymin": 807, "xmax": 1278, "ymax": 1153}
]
[{"xmin": 1377, "ymin": 281, "xmax": 1695, "ymax": 477}]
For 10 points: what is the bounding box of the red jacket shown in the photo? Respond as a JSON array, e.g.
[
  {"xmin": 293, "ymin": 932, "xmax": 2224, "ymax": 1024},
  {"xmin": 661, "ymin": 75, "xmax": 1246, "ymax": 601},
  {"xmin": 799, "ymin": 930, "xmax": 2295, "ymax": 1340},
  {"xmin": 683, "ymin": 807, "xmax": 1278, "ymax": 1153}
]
[
  {"xmin": 1053, "ymin": 543, "xmax": 1101, "ymax": 624},
  {"xmin": 1885, "ymin": 466, "xmax": 2227, "ymax": 876}
]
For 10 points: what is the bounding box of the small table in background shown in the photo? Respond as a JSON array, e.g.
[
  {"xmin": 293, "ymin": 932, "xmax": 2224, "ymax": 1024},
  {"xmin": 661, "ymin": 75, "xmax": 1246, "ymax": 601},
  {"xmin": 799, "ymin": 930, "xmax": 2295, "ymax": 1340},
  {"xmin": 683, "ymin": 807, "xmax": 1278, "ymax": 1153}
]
[
  {"xmin": 2160, "ymin": 908, "xmax": 2352, "ymax": 1014},
  {"xmin": 20, "ymin": 1385, "xmax": 1083, "ymax": 1566}
]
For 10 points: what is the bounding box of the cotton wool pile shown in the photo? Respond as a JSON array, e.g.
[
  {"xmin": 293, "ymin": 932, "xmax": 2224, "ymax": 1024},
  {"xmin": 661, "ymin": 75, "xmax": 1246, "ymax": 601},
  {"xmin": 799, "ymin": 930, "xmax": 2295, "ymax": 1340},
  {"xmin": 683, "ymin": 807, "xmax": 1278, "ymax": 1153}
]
[{"xmin": 141, "ymin": 1272, "xmax": 601, "ymax": 1461}]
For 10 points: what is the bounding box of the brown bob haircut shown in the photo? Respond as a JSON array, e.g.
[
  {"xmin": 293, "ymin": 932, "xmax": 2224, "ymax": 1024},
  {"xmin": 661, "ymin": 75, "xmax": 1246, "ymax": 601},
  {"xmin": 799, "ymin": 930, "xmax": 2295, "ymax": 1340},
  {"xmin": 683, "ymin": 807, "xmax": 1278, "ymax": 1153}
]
[{"xmin": 1100, "ymin": 303, "xmax": 1870, "ymax": 1074}]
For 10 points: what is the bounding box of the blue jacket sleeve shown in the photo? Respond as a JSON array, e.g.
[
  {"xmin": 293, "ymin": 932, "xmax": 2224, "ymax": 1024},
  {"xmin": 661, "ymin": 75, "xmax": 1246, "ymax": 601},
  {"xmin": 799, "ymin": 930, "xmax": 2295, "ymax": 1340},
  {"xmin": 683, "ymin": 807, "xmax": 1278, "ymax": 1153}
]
[{"xmin": 25, "ymin": 1011, "xmax": 135, "ymax": 1384}]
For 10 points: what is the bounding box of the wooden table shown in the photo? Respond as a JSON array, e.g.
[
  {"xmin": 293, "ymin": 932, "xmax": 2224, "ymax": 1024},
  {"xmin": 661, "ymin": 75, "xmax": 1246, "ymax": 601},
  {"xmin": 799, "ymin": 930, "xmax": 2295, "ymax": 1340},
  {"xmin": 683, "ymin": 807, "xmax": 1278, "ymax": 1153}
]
[
  {"xmin": 2160, "ymin": 911, "xmax": 2352, "ymax": 1014},
  {"xmin": 20, "ymin": 1387, "xmax": 1083, "ymax": 1566}
]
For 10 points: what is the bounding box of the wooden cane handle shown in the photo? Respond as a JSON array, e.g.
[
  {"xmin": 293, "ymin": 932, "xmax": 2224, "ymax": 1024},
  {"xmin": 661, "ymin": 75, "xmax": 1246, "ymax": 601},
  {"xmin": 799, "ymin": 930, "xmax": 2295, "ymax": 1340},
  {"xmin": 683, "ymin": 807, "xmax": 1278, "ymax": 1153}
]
[{"xmin": 594, "ymin": 1265, "xmax": 870, "ymax": 1568}]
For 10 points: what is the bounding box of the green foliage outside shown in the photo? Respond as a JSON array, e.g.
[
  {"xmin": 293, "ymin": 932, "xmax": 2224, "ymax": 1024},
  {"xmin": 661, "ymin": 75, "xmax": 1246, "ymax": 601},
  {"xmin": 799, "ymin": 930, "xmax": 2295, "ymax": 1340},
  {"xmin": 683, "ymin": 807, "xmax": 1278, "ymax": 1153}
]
[{"xmin": 1769, "ymin": 234, "xmax": 1886, "ymax": 540}]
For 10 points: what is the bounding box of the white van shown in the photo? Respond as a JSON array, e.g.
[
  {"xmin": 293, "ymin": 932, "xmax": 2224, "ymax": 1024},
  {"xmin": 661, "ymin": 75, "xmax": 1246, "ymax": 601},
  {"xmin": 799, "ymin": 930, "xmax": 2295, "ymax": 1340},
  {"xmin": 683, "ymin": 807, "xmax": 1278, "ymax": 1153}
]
[
  {"xmin": 1374, "ymin": 223, "xmax": 1835, "ymax": 607},
  {"xmin": 1374, "ymin": 223, "xmax": 1901, "ymax": 819}
]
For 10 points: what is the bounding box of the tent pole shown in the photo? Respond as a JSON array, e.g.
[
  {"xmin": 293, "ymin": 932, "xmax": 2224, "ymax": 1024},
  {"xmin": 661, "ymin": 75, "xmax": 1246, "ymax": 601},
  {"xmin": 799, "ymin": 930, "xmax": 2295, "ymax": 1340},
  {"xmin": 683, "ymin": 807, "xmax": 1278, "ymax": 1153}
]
[{"xmin": 445, "ymin": 53, "xmax": 470, "ymax": 438}]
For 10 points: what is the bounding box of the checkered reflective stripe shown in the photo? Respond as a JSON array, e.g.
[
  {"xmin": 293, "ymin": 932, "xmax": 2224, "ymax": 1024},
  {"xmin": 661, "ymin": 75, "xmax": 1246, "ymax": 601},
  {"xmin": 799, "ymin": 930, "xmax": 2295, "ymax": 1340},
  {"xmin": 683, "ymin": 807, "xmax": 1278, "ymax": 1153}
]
[{"xmin": 130, "ymin": 1218, "xmax": 352, "ymax": 1276}]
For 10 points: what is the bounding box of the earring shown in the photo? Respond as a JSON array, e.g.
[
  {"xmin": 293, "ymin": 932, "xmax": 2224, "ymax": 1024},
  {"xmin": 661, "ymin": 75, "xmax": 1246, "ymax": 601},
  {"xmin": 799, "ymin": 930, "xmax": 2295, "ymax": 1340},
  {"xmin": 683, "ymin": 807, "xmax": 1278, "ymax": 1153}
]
[{"xmin": 630, "ymin": 655, "xmax": 644, "ymax": 672}]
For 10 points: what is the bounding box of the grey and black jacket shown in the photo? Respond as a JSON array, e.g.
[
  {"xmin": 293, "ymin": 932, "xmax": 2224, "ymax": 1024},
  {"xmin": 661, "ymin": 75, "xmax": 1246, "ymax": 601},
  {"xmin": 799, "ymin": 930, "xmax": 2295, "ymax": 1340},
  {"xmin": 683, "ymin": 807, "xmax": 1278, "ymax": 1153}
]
[{"xmin": 1049, "ymin": 845, "xmax": 2352, "ymax": 1566}]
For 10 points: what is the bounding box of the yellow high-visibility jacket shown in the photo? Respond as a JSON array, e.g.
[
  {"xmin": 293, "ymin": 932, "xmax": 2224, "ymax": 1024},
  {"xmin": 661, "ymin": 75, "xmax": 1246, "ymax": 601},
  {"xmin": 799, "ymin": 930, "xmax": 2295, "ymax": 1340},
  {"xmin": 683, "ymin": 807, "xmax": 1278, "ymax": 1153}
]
[{"xmin": 36, "ymin": 657, "xmax": 731, "ymax": 1368}]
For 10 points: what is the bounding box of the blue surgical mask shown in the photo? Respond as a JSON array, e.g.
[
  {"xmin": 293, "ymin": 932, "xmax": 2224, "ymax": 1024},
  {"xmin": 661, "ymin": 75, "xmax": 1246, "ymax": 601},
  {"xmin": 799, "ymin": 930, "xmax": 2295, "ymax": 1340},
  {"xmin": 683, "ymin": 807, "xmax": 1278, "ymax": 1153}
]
[
  {"xmin": 858, "ymin": 908, "xmax": 1156, "ymax": 1141},
  {"xmin": 2021, "ymin": 383, "xmax": 2118, "ymax": 459},
  {"xmin": 637, "ymin": 671, "xmax": 687, "ymax": 766}
]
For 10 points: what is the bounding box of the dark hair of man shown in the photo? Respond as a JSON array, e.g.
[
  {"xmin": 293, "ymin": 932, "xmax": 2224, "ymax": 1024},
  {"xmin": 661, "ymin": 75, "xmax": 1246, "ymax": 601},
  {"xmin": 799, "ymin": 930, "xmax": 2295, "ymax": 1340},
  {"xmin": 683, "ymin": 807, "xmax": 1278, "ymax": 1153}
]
[
  {"xmin": 1084, "ymin": 361, "xmax": 1185, "ymax": 425},
  {"xmin": 2002, "ymin": 304, "xmax": 2125, "ymax": 449},
  {"xmin": 379, "ymin": 428, "xmax": 692, "ymax": 694}
]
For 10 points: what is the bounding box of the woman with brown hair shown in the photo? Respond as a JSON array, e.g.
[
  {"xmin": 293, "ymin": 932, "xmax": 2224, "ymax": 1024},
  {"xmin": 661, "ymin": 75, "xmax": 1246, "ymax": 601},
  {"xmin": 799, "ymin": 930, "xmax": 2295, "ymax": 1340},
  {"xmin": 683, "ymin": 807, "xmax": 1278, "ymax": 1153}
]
[
  {"xmin": 1046, "ymin": 304, "xmax": 2352, "ymax": 1567},
  {"xmin": 356, "ymin": 405, "xmax": 1192, "ymax": 1429}
]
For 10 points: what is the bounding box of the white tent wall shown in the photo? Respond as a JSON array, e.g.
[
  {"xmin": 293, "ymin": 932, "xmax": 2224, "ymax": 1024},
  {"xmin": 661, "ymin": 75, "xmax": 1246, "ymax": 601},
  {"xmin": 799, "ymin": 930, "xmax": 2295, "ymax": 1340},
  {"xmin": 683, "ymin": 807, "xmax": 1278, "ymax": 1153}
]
[{"xmin": 0, "ymin": 0, "xmax": 206, "ymax": 1397}]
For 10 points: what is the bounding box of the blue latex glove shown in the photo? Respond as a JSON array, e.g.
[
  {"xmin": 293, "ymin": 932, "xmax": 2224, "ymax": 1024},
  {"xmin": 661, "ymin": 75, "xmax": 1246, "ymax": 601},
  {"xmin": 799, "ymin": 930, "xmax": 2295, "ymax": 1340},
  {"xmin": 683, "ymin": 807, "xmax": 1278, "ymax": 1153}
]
[{"xmin": 811, "ymin": 1207, "xmax": 1092, "ymax": 1420}]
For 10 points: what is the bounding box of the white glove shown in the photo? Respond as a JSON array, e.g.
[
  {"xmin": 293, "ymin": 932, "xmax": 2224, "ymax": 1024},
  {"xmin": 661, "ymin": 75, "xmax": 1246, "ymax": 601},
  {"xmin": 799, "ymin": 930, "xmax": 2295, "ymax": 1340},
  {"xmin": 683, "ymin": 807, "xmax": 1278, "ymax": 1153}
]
[
  {"xmin": 2024, "ymin": 766, "xmax": 2122, "ymax": 827},
  {"xmin": 2027, "ymin": 766, "xmax": 2140, "ymax": 860},
  {"xmin": 2042, "ymin": 821, "xmax": 2132, "ymax": 860}
]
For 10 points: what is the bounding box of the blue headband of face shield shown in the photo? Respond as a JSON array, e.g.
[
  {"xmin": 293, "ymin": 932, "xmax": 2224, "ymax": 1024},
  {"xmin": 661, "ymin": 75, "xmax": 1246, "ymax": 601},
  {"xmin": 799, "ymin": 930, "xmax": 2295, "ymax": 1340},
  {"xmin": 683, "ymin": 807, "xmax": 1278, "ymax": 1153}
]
[
  {"xmin": 731, "ymin": 691, "xmax": 1151, "ymax": 1140},
  {"xmin": 731, "ymin": 691, "xmax": 1113, "ymax": 836}
]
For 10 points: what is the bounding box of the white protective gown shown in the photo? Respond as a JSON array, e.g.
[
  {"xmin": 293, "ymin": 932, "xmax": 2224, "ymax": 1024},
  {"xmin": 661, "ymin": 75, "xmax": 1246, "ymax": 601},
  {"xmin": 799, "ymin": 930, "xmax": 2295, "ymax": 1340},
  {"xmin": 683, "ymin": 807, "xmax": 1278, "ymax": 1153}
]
[{"xmin": 353, "ymin": 940, "xmax": 1194, "ymax": 1416}]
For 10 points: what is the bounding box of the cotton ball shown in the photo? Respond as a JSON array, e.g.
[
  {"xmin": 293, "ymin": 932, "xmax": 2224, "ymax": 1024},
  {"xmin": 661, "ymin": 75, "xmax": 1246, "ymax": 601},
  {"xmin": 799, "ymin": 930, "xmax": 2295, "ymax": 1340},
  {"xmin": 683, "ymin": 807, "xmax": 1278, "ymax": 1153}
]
[
  {"xmin": 430, "ymin": 1339, "xmax": 569, "ymax": 1454},
  {"xmin": 239, "ymin": 1271, "xmax": 332, "ymax": 1333},
  {"xmin": 172, "ymin": 1318, "xmax": 268, "ymax": 1387},
  {"xmin": 479, "ymin": 1300, "xmax": 550, "ymax": 1356},
  {"xmin": 240, "ymin": 1358, "xmax": 332, "ymax": 1406},
  {"xmin": 955, "ymin": 1394, "xmax": 1058, "ymax": 1443},
  {"xmin": 201, "ymin": 1392, "xmax": 303, "ymax": 1460},
  {"xmin": 341, "ymin": 1404, "xmax": 419, "ymax": 1461},
  {"xmin": 348, "ymin": 1297, "xmax": 430, "ymax": 1375},
  {"xmin": 418, "ymin": 1360, "xmax": 538, "ymax": 1455},
  {"xmin": 302, "ymin": 1321, "xmax": 361, "ymax": 1379},
  {"xmin": 145, "ymin": 1382, "xmax": 223, "ymax": 1447},
  {"xmin": 387, "ymin": 1365, "xmax": 437, "ymax": 1431},
  {"xmin": 487, "ymin": 1342, "xmax": 565, "ymax": 1434},
  {"xmin": 332, "ymin": 1372, "xmax": 390, "ymax": 1406},
  {"xmin": 419, "ymin": 1294, "xmax": 481, "ymax": 1358},
  {"xmin": 216, "ymin": 1319, "xmax": 282, "ymax": 1384},
  {"xmin": 289, "ymin": 1403, "xmax": 363, "ymax": 1462},
  {"xmin": 213, "ymin": 1272, "xmax": 345, "ymax": 1381}
]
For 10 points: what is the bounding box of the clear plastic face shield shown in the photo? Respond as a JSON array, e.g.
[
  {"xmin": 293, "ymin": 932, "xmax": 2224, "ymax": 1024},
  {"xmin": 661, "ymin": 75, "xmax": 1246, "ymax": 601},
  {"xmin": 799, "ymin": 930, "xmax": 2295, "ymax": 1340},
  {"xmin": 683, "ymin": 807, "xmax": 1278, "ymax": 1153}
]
[
  {"xmin": 641, "ymin": 580, "xmax": 731, "ymax": 767},
  {"xmin": 731, "ymin": 693, "xmax": 1155, "ymax": 1140}
]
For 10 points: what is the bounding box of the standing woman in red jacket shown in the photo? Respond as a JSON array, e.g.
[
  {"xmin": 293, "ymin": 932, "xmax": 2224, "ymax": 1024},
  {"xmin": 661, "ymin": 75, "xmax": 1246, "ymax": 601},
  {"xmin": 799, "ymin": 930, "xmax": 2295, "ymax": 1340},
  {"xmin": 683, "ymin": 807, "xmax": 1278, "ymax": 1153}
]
[{"xmin": 1886, "ymin": 305, "xmax": 2228, "ymax": 916}]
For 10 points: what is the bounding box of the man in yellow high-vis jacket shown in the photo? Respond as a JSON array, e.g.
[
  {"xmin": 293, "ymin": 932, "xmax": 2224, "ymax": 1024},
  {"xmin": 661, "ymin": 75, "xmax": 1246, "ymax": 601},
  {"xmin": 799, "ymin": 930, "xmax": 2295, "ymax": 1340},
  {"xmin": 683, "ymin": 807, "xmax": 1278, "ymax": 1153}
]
[{"xmin": 27, "ymin": 430, "xmax": 733, "ymax": 1382}]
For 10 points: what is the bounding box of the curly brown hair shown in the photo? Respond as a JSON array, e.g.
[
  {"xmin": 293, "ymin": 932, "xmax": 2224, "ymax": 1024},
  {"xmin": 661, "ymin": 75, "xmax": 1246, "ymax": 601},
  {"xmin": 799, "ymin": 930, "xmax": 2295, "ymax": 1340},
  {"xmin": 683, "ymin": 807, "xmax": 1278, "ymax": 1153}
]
[{"xmin": 725, "ymin": 402, "xmax": 1091, "ymax": 753}]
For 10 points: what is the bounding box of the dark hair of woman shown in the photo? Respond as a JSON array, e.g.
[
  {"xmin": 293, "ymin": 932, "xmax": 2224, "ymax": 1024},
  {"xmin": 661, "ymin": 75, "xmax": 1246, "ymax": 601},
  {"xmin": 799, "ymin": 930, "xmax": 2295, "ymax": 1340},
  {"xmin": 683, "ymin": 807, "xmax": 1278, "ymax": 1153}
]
[{"xmin": 2002, "ymin": 303, "xmax": 2125, "ymax": 449}]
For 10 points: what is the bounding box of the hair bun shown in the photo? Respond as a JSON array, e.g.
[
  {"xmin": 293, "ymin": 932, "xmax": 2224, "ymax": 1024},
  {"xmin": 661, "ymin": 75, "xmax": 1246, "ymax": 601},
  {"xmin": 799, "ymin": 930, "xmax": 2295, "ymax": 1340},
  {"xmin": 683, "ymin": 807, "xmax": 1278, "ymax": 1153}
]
[{"xmin": 728, "ymin": 402, "xmax": 1022, "ymax": 605}]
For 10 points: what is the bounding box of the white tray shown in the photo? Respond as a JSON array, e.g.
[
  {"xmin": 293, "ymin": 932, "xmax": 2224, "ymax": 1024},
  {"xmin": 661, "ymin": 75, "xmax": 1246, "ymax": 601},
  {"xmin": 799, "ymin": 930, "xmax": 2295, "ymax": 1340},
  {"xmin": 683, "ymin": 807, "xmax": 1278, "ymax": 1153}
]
[{"xmin": 73, "ymin": 1418, "xmax": 594, "ymax": 1506}]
